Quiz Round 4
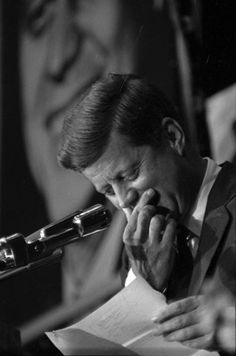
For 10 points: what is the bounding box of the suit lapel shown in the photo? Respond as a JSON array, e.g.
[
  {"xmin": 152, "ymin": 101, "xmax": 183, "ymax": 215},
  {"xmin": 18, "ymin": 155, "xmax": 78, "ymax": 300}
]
[
  {"xmin": 188, "ymin": 162, "xmax": 236, "ymax": 295},
  {"xmin": 188, "ymin": 205, "xmax": 229, "ymax": 295}
]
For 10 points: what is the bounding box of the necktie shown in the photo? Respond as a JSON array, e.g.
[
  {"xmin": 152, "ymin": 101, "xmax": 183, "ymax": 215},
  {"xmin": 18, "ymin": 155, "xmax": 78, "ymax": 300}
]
[
  {"xmin": 166, "ymin": 225, "xmax": 194, "ymax": 299},
  {"xmin": 185, "ymin": 231, "xmax": 199, "ymax": 259}
]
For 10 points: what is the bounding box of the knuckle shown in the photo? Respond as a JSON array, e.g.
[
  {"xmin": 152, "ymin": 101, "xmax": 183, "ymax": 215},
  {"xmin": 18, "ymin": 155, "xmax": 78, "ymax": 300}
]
[
  {"xmin": 184, "ymin": 327, "xmax": 195, "ymax": 340},
  {"xmin": 152, "ymin": 214, "xmax": 163, "ymax": 226},
  {"xmin": 167, "ymin": 216, "xmax": 176, "ymax": 225},
  {"xmin": 182, "ymin": 340, "xmax": 196, "ymax": 348},
  {"xmin": 175, "ymin": 302, "xmax": 184, "ymax": 314},
  {"xmin": 173, "ymin": 326, "xmax": 195, "ymax": 341},
  {"xmin": 150, "ymin": 215, "xmax": 162, "ymax": 229},
  {"xmin": 165, "ymin": 218, "xmax": 177, "ymax": 232},
  {"xmin": 123, "ymin": 224, "xmax": 136, "ymax": 242},
  {"xmin": 163, "ymin": 239, "xmax": 176, "ymax": 250},
  {"xmin": 137, "ymin": 190, "xmax": 153, "ymax": 208},
  {"xmin": 141, "ymin": 205, "xmax": 155, "ymax": 218},
  {"xmin": 188, "ymin": 296, "xmax": 202, "ymax": 311},
  {"xmin": 175, "ymin": 316, "xmax": 186, "ymax": 329}
]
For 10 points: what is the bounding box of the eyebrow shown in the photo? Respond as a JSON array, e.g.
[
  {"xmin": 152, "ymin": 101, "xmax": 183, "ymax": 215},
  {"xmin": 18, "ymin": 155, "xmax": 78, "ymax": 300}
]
[
  {"xmin": 107, "ymin": 162, "xmax": 139, "ymax": 182},
  {"xmin": 107, "ymin": 171, "xmax": 124, "ymax": 182}
]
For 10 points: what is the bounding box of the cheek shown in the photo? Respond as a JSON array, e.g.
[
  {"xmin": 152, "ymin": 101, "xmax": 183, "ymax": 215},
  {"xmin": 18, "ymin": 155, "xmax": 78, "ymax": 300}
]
[
  {"xmin": 136, "ymin": 176, "xmax": 160, "ymax": 196},
  {"xmin": 134, "ymin": 173, "xmax": 154, "ymax": 190},
  {"xmin": 106, "ymin": 195, "xmax": 119, "ymax": 209},
  {"xmin": 137, "ymin": 170, "xmax": 175, "ymax": 203}
]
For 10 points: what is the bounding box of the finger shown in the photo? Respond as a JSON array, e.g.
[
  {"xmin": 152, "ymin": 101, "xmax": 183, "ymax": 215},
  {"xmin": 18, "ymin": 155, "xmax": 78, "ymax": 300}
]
[
  {"xmin": 135, "ymin": 205, "xmax": 160, "ymax": 245},
  {"xmin": 149, "ymin": 214, "xmax": 166, "ymax": 246},
  {"xmin": 163, "ymin": 326, "xmax": 213, "ymax": 344},
  {"xmin": 123, "ymin": 220, "xmax": 136, "ymax": 244},
  {"xmin": 137, "ymin": 188, "xmax": 159, "ymax": 209},
  {"xmin": 161, "ymin": 217, "xmax": 177, "ymax": 247},
  {"xmin": 153, "ymin": 310, "xmax": 199, "ymax": 336},
  {"xmin": 152, "ymin": 296, "xmax": 202, "ymax": 323},
  {"xmin": 132, "ymin": 188, "xmax": 157, "ymax": 217},
  {"xmin": 123, "ymin": 189, "xmax": 157, "ymax": 244},
  {"xmin": 122, "ymin": 207, "xmax": 132, "ymax": 222},
  {"xmin": 182, "ymin": 333, "xmax": 214, "ymax": 349}
]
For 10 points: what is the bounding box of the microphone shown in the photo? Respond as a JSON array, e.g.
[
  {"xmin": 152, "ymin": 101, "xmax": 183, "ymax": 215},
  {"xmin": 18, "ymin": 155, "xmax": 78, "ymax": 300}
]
[{"xmin": 0, "ymin": 204, "xmax": 111, "ymax": 271}]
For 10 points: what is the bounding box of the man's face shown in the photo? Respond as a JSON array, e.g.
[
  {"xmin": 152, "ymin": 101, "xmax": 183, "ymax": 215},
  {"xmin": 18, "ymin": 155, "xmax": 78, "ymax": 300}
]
[
  {"xmin": 19, "ymin": 0, "xmax": 137, "ymax": 218},
  {"xmin": 83, "ymin": 132, "xmax": 193, "ymax": 222}
]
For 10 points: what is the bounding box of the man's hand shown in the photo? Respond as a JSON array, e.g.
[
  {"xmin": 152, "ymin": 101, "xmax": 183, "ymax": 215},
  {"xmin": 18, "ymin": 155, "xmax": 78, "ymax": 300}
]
[
  {"xmin": 202, "ymin": 281, "xmax": 236, "ymax": 353},
  {"xmin": 123, "ymin": 188, "xmax": 178, "ymax": 292},
  {"xmin": 152, "ymin": 296, "xmax": 216, "ymax": 350}
]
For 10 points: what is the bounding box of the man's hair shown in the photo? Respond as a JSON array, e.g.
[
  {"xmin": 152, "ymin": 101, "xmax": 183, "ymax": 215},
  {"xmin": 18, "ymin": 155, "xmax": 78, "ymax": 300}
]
[{"xmin": 58, "ymin": 73, "xmax": 182, "ymax": 172}]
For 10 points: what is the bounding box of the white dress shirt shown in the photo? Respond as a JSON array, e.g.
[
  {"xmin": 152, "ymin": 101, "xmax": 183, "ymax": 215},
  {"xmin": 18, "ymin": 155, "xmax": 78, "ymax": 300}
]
[{"xmin": 184, "ymin": 157, "xmax": 221, "ymax": 237}]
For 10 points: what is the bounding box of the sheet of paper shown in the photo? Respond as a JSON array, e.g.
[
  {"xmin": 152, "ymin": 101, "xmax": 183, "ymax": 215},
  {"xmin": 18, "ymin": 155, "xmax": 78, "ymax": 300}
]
[
  {"xmin": 47, "ymin": 276, "xmax": 219, "ymax": 356},
  {"xmin": 47, "ymin": 328, "xmax": 138, "ymax": 355},
  {"xmin": 75, "ymin": 276, "xmax": 166, "ymax": 346},
  {"xmin": 124, "ymin": 329, "xmax": 219, "ymax": 356}
]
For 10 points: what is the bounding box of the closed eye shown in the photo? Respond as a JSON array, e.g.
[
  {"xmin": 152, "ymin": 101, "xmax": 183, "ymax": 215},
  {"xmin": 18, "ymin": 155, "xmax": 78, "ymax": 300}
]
[
  {"xmin": 104, "ymin": 186, "xmax": 115, "ymax": 197},
  {"xmin": 124, "ymin": 166, "xmax": 140, "ymax": 182}
]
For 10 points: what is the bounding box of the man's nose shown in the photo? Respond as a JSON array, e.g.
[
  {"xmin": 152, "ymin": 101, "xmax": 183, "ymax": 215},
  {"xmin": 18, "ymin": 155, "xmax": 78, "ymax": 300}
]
[
  {"xmin": 45, "ymin": 1, "xmax": 81, "ymax": 81},
  {"xmin": 115, "ymin": 186, "xmax": 139, "ymax": 210}
]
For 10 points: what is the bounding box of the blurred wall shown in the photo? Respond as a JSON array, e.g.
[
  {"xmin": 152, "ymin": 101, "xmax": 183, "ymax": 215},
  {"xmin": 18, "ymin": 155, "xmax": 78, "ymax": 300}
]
[
  {"xmin": 0, "ymin": 1, "xmax": 62, "ymax": 326},
  {"xmin": 202, "ymin": 0, "xmax": 236, "ymax": 164}
]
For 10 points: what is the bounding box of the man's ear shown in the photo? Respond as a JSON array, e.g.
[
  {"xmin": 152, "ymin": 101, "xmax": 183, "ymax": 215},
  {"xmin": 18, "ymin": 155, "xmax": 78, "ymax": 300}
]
[{"xmin": 161, "ymin": 117, "xmax": 185, "ymax": 155}]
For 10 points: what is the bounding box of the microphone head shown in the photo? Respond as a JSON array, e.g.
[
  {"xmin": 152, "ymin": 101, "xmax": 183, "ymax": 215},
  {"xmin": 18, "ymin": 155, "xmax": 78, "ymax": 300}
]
[
  {"xmin": 73, "ymin": 204, "xmax": 112, "ymax": 237},
  {"xmin": 37, "ymin": 204, "xmax": 111, "ymax": 241}
]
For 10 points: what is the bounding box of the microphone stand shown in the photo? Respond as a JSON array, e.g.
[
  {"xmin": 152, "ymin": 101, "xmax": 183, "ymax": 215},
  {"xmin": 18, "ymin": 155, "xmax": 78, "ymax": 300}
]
[
  {"xmin": 0, "ymin": 204, "xmax": 111, "ymax": 280},
  {"xmin": 0, "ymin": 249, "xmax": 63, "ymax": 281}
]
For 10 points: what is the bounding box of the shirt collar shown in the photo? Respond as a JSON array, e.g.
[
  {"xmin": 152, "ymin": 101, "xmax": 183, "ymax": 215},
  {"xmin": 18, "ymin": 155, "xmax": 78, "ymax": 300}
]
[{"xmin": 184, "ymin": 157, "xmax": 221, "ymax": 237}]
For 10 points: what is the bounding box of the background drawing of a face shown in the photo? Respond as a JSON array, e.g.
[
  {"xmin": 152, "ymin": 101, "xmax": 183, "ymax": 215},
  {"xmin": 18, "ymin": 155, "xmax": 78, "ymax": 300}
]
[
  {"xmin": 1, "ymin": 0, "xmax": 235, "ymax": 327},
  {"xmin": 16, "ymin": 0, "xmax": 177, "ymax": 306},
  {"xmin": 19, "ymin": 0, "xmax": 175, "ymax": 220}
]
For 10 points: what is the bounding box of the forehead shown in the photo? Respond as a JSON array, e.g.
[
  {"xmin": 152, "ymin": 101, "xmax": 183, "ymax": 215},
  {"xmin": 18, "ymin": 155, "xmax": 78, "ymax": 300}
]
[{"xmin": 83, "ymin": 133, "xmax": 144, "ymax": 186}]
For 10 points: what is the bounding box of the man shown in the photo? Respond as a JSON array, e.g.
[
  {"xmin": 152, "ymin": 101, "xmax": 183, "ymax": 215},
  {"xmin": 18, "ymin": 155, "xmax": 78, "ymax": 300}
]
[
  {"xmin": 58, "ymin": 74, "xmax": 236, "ymax": 353},
  {"xmin": 18, "ymin": 0, "xmax": 174, "ymax": 306}
]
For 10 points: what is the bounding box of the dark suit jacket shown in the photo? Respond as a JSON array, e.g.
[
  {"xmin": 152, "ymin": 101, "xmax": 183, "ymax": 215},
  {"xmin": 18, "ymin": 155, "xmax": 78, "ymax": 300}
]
[
  {"xmin": 188, "ymin": 162, "xmax": 236, "ymax": 297},
  {"xmin": 166, "ymin": 162, "xmax": 236, "ymax": 301}
]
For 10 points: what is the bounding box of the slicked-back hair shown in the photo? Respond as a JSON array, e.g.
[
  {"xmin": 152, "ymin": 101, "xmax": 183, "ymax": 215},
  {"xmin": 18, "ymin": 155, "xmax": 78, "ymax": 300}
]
[{"xmin": 58, "ymin": 73, "xmax": 182, "ymax": 172}]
